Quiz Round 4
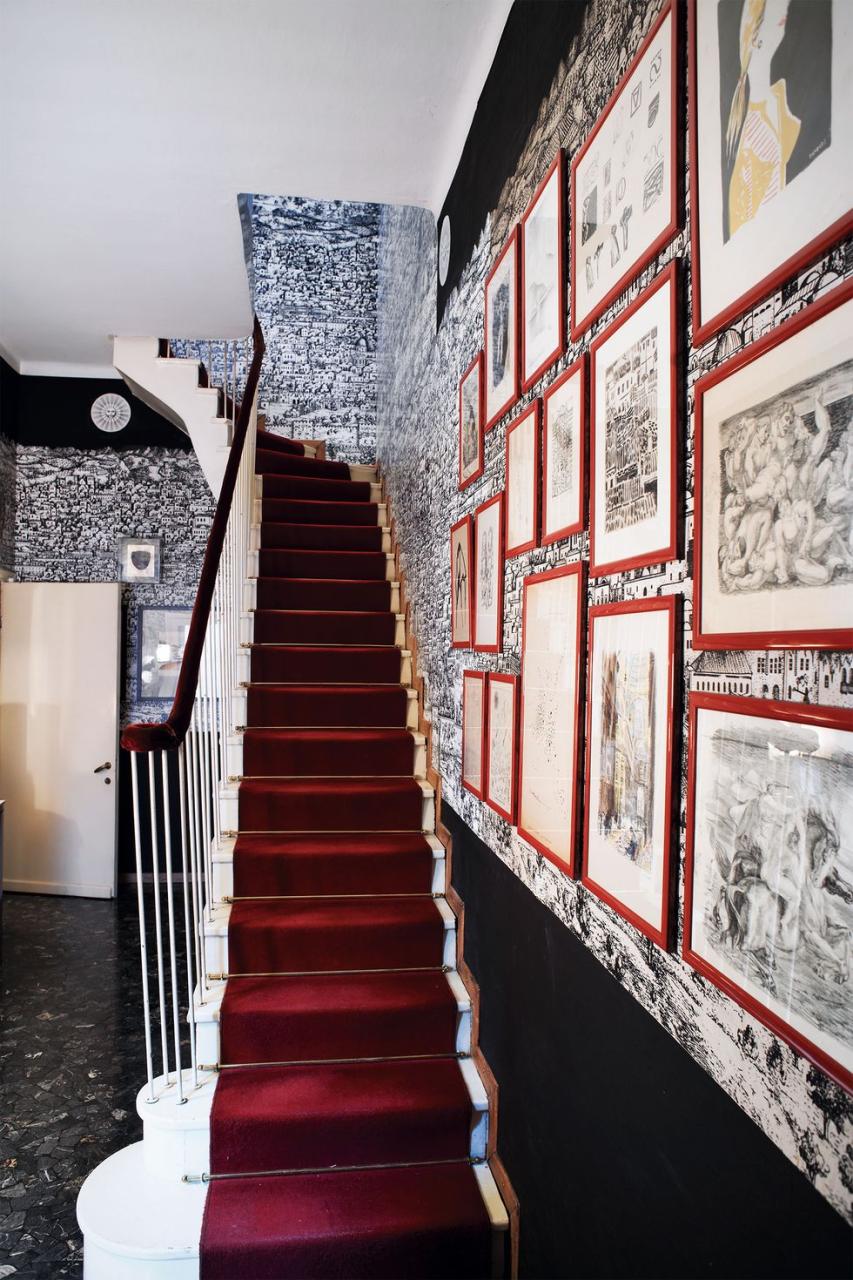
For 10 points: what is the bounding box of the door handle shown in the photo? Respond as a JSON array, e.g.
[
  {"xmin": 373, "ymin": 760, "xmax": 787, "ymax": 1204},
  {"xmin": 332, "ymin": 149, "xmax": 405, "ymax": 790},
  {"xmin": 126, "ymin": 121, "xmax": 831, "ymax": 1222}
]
[{"xmin": 93, "ymin": 761, "xmax": 112, "ymax": 774}]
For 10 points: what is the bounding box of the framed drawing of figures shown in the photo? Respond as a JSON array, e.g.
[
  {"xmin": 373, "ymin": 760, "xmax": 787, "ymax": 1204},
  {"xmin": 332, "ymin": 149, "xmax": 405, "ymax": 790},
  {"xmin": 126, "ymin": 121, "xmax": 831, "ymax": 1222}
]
[
  {"xmin": 589, "ymin": 263, "xmax": 678, "ymax": 578},
  {"xmin": 518, "ymin": 561, "xmax": 586, "ymax": 873},
  {"xmin": 461, "ymin": 670, "xmax": 487, "ymax": 799},
  {"xmin": 450, "ymin": 515, "xmax": 474, "ymax": 649},
  {"xmin": 695, "ymin": 280, "xmax": 853, "ymax": 651},
  {"xmin": 484, "ymin": 227, "xmax": 520, "ymax": 431},
  {"xmin": 485, "ymin": 673, "xmax": 520, "ymax": 823},
  {"xmin": 473, "ymin": 492, "xmax": 504, "ymax": 653},
  {"xmin": 542, "ymin": 356, "xmax": 587, "ymax": 545},
  {"xmin": 684, "ymin": 694, "xmax": 853, "ymax": 1091},
  {"xmin": 505, "ymin": 402, "xmax": 540, "ymax": 557},
  {"xmin": 570, "ymin": 1, "xmax": 679, "ymax": 339},
  {"xmin": 459, "ymin": 352, "xmax": 485, "ymax": 490},
  {"xmin": 521, "ymin": 151, "xmax": 565, "ymax": 391},
  {"xmin": 689, "ymin": 0, "xmax": 853, "ymax": 346},
  {"xmin": 582, "ymin": 597, "xmax": 677, "ymax": 948}
]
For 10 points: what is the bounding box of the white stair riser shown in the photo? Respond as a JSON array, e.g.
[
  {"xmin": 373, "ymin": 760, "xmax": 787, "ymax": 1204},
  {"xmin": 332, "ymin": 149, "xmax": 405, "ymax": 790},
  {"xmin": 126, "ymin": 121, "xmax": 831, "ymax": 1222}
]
[
  {"xmin": 217, "ymin": 785, "xmax": 434, "ymax": 838},
  {"xmin": 225, "ymin": 726, "xmax": 424, "ymax": 779},
  {"xmin": 231, "ymin": 679, "xmax": 414, "ymax": 729}
]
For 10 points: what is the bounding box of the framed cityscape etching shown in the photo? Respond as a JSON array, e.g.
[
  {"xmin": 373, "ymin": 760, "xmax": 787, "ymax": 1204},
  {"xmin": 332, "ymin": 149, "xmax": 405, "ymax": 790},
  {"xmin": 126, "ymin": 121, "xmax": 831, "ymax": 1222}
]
[
  {"xmin": 589, "ymin": 262, "xmax": 678, "ymax": 577},
  {"xmin": 462, "ymin": 669, "xmax": 487, "ymax": 800},
  {"xmin": 582, "ymin": 596, "xmax": 677, "ymax": 948},
  {"xmin": 521, "ymin": 151, "xmax": 565, "ymax": 391},
  {"xmin": 542, "ymin": 355, "xmax": 587, "ymax": 545},
  {"xmin": 570, "ymin": 0, "xmax": 679, "ymax": 339},
  {"xmin": 484, "ymin": 227, "xmax": 520, "ymax": 430},
  {"xmin": 505, "ymin": 401, "xmax": 540, "ymax": 558},
  {"xmin": 485, "ymin": 673, "xmax": 520, "ymax": 824},
  {"xmin": 694, "ymin": 280, "xmax": 853, "ymax": 651},
  {"xmin": 473, "ymin": 492, "xmax": 504, "ymax": 653},
  {"xmin": 689, "ymin": 0, "xmax": 853, "ymax": 345},
  {"xmin": 459, "ymin": 352, "xmax": 485, "ymax": 490},
  {"xmin": 450, "ymin": 515, "xmax": 474, "ymax": 649},
  {"xmin": 518, "ymin": 561, "xmax": 586, "ymax": 873},
  {"xmin": 684, "ymin": 693, "xmax": 853, "ymax": 1091}
]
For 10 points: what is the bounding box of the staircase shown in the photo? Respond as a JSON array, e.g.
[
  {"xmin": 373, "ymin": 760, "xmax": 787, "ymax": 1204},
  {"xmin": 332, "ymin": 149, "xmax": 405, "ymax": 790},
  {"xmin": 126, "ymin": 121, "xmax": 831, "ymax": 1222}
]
[{"xmin": 77, "ymin": 420, "xmax": 511, "ymax": 1278}]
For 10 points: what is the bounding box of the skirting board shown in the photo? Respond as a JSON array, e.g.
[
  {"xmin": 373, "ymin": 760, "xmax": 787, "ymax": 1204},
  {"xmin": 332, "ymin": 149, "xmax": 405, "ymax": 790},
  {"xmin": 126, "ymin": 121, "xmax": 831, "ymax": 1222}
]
[{"xmin": 4, "ymin": 879, "xmax": 115, "ymax": 899}]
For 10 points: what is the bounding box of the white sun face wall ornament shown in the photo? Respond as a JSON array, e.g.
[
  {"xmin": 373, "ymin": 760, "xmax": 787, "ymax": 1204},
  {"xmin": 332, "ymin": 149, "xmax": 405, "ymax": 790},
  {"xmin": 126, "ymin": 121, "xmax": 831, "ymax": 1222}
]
[{"xmin": 91, "ymin": 392, "xmax": 131, "ymax": 433}]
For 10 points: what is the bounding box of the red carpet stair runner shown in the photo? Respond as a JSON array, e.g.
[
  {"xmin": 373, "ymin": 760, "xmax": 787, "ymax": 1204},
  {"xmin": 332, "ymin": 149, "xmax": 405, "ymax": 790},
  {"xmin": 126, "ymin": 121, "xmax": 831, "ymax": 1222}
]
[{"xmin": 198, "ymin": 431, "xmax": 507, "ymax": 1278}]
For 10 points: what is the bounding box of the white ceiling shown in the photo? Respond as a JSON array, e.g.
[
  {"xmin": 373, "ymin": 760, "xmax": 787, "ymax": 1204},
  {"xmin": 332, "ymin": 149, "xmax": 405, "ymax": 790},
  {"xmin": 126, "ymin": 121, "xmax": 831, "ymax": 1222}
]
[{"xmin": 0, "ymin": 0, "xmax": 511, "ymax": 375}]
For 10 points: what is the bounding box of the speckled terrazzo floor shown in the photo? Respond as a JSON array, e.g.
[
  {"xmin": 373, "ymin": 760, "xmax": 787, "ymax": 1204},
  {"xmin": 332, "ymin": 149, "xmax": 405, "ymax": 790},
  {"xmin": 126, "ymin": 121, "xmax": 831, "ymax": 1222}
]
[{"xmin": 0, "ymin": 890, "xmax": 159, "ymax": 1278}]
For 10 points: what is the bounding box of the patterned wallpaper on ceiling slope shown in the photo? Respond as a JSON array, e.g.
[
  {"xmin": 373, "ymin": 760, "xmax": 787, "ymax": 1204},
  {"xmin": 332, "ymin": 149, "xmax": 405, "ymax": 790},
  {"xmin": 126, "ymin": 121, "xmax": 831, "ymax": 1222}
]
[
  {"xmin": 376, "ymin": 0, "xmax": 853, "ymax": 1224},
  {"xmin": 0, "ymin": 431, "xmax": 15, "ymax": 572}
]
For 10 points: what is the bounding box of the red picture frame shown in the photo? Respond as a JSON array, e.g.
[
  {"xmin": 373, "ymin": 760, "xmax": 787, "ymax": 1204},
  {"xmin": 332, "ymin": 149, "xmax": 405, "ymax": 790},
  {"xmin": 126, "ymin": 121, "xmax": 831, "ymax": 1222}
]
[
  {"xmin": 520, "ymin": 149, "xmax": 566, "ymax": 392},
  {"xmin": 569, "ymin": 0, "xmax": 680, "ymax": 341},
  {"xmin": 541, "ymin": 354, "xmax": 587, "ymax": 546},
  {"xmin": 581, "ymin": 596, "xmax": 678, "ymax": 949},
  {"xmin": 683, "ymin": 692, "xmax": 853, "ymax": 1092},
  {"xmin": 589, "ymin": 261, "xmax": 679, "ymax": 578},
  {"xmin": 484, "ymin": 226, "xmax": 521, "ymax": 432},
  {"xmin": 450, "ymin": 514, "xmax": 474, "ymax": 650},
  {"xmin": 473, "ymin": 491, "xmax": 505, "ymax": 654},
  {"xmin": 461, "ymin": 669, "xmax": 488, "ymax": 800},
  {"xmin": 484, "ymin": 672, "xmax": 520, "ymax": 824},
  {"xmin": 517, "ymin": 559, "xmax": 586, "ymax": 876},
  {"xmin": 504, "ymin": 400, "xmax": 540, "ymax": 558},
  {"xmin": 687, "ymin": 0, "xmax": 853, "ymax": 348},
  {"xmin": 693, "ymin": 277, "xmax": 853, "ymax": 652},
  {"xmin": 458, "ymin": 351, "xmax": 485, "ymax": 491}
]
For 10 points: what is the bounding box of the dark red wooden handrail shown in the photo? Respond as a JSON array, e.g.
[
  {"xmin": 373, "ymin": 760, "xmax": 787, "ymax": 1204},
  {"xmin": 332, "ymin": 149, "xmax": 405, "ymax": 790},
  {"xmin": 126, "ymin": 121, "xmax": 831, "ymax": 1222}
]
[{"xmin": 122, "ymin": 316, "xmax": 265, "ymax": 753}]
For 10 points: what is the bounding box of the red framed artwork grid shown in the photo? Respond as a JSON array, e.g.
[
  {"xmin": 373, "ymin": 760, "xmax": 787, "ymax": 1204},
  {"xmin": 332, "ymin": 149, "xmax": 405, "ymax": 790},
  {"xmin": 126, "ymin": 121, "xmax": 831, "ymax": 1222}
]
[
  {"xmin": 541, "ymin": 353, "xmax": 587, "ymax": 546},
  {"xmin": 484, "ymin": 226, "xmax": 521, "ymax": 432},
  {"xmin": 504, "ymin": 400, "xmax": 541, "ymax": 558},
  {"xmin": 461, "ymin": 669, "xmax": 488, "ymax": 801},
  {"xmin": 473, "ymin": 491, "xmax": 505, "ymax": 654},
  {"xmin": 450, "ymin": 514, "xmax": 474, "ymax": 650},
  {"xmin": 581, "ymin": 595, "xmax": 678, "ymax": 949},
  {"xmin": 484, "ymin": 672, "xmax": 520, "ymax": 824},
  {"xmin": 683, "ymin": 692, "xmax": 853, "ymax": 1093},
  {"xmin": 458, "ymin": 351, "xmax": 485, "ymax": 492},
  {"xmin": 520, "ymin": 149, "xmax": 566, "ymax": 392},
  {"xmin": 569, "ymin": 0, "xmax": 680, "ymax": 341}
]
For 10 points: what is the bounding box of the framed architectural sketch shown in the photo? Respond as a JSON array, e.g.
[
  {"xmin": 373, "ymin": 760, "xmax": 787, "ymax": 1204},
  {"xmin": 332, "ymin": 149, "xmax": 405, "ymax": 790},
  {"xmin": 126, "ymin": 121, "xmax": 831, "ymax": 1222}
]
[
  {"xmin": 484, "ymin": 227, "xmax": 520, "ymax": 430},
  {"xmin": 689, "ymin": 0, "xmax": 853, "ymax": 346},
  {"xmin": 521, "ymin": 151, "xmax": 565, "ymax": 391},
  {"xmin": 684, "ymin": 693, "xmax": 853, "ymax": 1091},
  {"xmin": 461, "ymin": 669, "xmax": 487, "ymax": 799},
  {"xmin": 695, "ymin": 280, "xmax": 853, "ymax": 651},
  {"xmin": 542, "ymin": 356, "xmax": 587, "ymax": 545},
  {"xmin": 582, "ymin": 597, "xmax": 677, "ymax": 948},
  {"xmin": 137, "ymin": 605, "xmax": 191, "ymax": 701},
  {"xmin": 570, "ymin": 1, "xmax": 679, "ymax": 339},
  {"xmin": 450, "ymin": 515, "xmax": 474, "ymax": 649},
  {"xmin": 518, "ymin": 561, "xmax": 586, "ymax": 873},
  {"xmin": 589, "ymin": 263, "xmax": 678, "ymax": 577},
  {"xmin": 473, "ymin": 493, "xmax": 504, "ymax": 654},
  {"xmin": 485, "ymin": 673, "xmax": 520, "ymax": 823},
  {"xmin": 459, "ymin": 352, "xmax": 485, "ymax": 490},
  {"xmin": 505, "ymin": 401, "xmax": 540, "ymax": 557},
  {"xmin": 118, "ymin": 535, "xmax": 161, "ymax": 583}
]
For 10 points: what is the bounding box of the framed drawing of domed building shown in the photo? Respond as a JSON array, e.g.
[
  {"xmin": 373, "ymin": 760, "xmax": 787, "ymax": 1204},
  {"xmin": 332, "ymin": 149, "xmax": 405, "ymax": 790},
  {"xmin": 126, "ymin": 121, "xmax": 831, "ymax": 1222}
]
[{"xmin": 689, "ymin": 0, "xmax": 853, "ymax": 345}]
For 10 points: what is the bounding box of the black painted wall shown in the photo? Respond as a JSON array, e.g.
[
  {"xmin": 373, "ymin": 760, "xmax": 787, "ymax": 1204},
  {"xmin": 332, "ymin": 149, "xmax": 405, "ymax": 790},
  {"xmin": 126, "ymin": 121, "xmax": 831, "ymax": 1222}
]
[{"xmin": 444, "ymin": 801, "xmax": 852, "ymax": 1279}]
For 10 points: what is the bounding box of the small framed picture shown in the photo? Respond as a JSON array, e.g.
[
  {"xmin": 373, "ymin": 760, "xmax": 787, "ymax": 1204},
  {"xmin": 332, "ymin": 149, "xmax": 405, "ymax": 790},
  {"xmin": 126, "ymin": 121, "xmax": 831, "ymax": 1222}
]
[
  {"xmin": 118, "ymin": 536, "xmax": 161, "ymax": 583},
  {"xmin": 484, "ymin": 227, "xmax": 520, "ymax": 431},
  {"xmin": 505, "ymin": 401, "xmax": 540, "ymax": 558},
  {"xmin": 462, "ymin": 669, "xmax": 487, "ymax": 799},
  {"xmin": 589, "ymin": 262, "xmax": 678, "ymax": 578},
  {"xmin": 582, "ymin": 596, "xmax": 677, "ymax": 949},
  {"xmin": 521, "ymin": 151, "xmax": 565, "ymax": 391},
  {"xmin": 450, "ymin": 515, "xmax": 474, "ymax": 649},
  {"xmin": 485, "ymin": 673, "xmax": 520, "ymax": 824},
  {"xmin": 694, "ymin": 280, "xmax": 853, "ymax": 652},
  {"xmin": 542, "ymin": 355, "xmax": 586, "ymax": 546},
  {"xmin": 473, "ymin": 492, "xmax": 504, "ymax": 654},
  {"xmin": 570, "ymin": 0, "xmax": 679, "ymax": 339},
  {"xmin": 684, "ymin": 693, "xmax": 853, "ymax": 1092},
  {"xmin": 137, "ymin": 605, "xmax": 192, "ymax": 701},
  {"xmin": 689, "ymin": 0, "xmax": 853, "ymax": 345},
  {"xmin": 459, "ymin": 352, "xmax": 485, "ymax": 490},
  {"xmin": 518, "ymin": 560, "xmax": 586, "ymax": 873}
]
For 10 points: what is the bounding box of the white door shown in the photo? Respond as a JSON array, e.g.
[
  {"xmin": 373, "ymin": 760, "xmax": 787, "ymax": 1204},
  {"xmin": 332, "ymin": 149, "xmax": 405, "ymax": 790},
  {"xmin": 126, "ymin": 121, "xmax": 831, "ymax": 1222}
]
[{"xmin": 0, "ymin": 582, "xmax": 120, "ymax": 898}]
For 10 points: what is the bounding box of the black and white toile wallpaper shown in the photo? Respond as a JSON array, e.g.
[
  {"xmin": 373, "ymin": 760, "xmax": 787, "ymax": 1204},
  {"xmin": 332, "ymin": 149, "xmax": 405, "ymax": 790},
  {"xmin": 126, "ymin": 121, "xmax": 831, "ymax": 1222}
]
[{"xmin": 376, "ymin": 0, "xmax": 853, "ymax": 1223}]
